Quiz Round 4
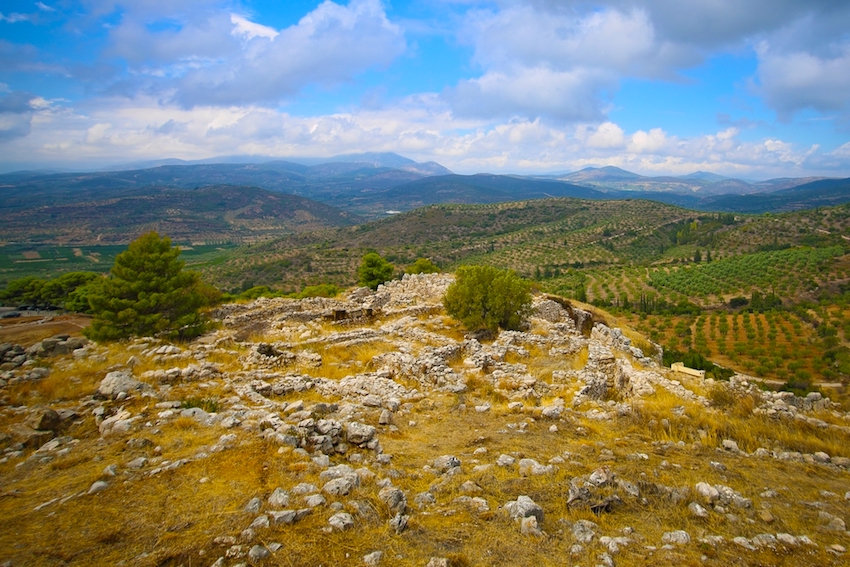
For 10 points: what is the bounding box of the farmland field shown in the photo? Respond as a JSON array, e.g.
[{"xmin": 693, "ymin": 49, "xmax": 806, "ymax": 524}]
[{"xmin": 0, "ymin": 243, "xmax": 237, "ymax": 286}]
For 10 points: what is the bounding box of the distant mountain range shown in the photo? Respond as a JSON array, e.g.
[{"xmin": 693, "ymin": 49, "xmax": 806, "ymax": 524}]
[
  {"xmin": 549, "ymin": 165, "xmax": 830, "ymax": 196},
  {"xmin": 100, "ymin": 152, "xmax": 450, "ymax": 177},
  {"xmin": 2, "ymin": 153, "xmax": 849, "ymax": 246}
]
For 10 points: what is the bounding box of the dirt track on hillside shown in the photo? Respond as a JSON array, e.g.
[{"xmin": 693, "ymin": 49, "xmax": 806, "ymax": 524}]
[{"xmin": 0, "ymin": 314, "xmax": 90, "ymax": 347}]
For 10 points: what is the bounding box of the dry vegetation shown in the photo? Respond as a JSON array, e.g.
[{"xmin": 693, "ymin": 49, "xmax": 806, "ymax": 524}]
[{"xmin": 2, "ymin": 291, "xmax": 850, "ymax": 567}]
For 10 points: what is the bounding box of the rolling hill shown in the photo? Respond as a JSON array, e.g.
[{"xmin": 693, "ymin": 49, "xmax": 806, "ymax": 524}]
[{"xmin": 0, "ymin": 185, "xmax": 359, "ymax": 245}]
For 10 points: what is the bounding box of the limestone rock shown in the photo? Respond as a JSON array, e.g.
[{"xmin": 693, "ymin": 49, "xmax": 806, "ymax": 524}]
[
  {"xmin": 97, "ymin": 371, "xmax": 146, "ymax": 399},
  {"xmin": 88, "ymin": 480, "xmax": 109, "ymax": 495},
  {"xmin": 268, "ymin": 488, "xmax": 289, "ymax": 508},
  {"xmin": 662, "ymin": 530, "xmax": 690, "ymax": 545},
  {"xmin": 346, "ymin": 422, "xmax": 376, "ymax": 445},
  {"xmin": 572, "ymin": 519, "xmax": 598, "ymax": 543},
  {"xmin": 328, "ymin": 512, "xmax": 354, "ymax": 531},
  {"xmin": 244, "ymin": 497, "xmax": 262, "ymax": 514},
  {"xmin": 695, "ymin": 482, "xmax": 720, "ymax": 503},
  {"xmin": 433, "ymin": 455, "xmax": 460, "ymax": 473},
  {"xmin": 248, "ymin": 544, "xmax": 270, "ymax": 562},
  {"xmin": 504, "ymin": 495, "xmax": 543, "ymax": 522},
  {"xmin": 378, "ymin": 486, "xmax": 407, "ymax": 514},
  {"xmin": 25, "ymin": 407, "xmax": 61, "ymax": 431},
  {"xmin": 496, "ymin": 454, "xmax": 516, "ymax": 467},
  {"xmin": 521, "ymin": 516, "xmax": 543, "ymax": 536}
]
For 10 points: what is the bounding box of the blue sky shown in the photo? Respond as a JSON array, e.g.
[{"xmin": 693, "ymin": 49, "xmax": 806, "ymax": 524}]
[{"xmin": 1, "ymin": 0, "xmax": 849, "ymax": 178}]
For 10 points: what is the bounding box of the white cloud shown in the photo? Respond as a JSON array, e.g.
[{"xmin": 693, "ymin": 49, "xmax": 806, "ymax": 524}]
[
  {"xmin": 629, "ymin": 128, "xmax": 666, "ymax": 153},
  {"xmin": 100, "ymin": 0, "xmax": 405, "ymax": 107},
  {"xmin": 579, "ymin": 122, "xmax": 626, "ymax": 149},
  {"xmin": 829, "ymin": 142, "xmax": 850, "ymax": 159},
  {"xmin": 230, "ymin": 14, "xmax": 278, "ymax": 41},
  {"xmin": 448, "ymin": 1, "xmax": 850, "ymax": 124},
  {"xmin": 755, "ymin": 44, "xmax": 850, "ymax": 120},
  {"xmin": 36, "ymin": 2, "xmax": 56, "ymax": 12},
  {"xmin": 0, "ymin": 12, "xmax": 31, "ymax": 23},
  {"xmin": 1, "ymin": 94, "xmax": 843, "ymax": 178},
  {"xmin": 446, "ymin": 66, "xmax": 614, "ymax": 122},
  {"xmin": 444, "ymin": 3, "xmax": 704, "ymax": 123}
]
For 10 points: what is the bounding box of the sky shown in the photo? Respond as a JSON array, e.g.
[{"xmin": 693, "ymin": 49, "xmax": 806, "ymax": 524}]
[{"xmin": 1, "ymin": 0, "xmax": 850, "ymax": 178}]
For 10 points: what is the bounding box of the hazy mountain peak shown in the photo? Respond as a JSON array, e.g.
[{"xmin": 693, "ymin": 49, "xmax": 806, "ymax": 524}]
[{"xmin": 680, "ymin": 171, "xmax": 729, "ymax": 182}]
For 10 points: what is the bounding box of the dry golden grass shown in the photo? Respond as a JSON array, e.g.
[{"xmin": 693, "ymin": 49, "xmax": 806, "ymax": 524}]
[
  {"xmin": 299, "ymin": 340, "xmax": 398, "ymax": 380},
  {"xmin": 1, "ymin": 381, "xmax": 848, "ymax": 567},
  {"xmin": 2, "ymin": 302, "xmax": 850, "ymax": 567}
]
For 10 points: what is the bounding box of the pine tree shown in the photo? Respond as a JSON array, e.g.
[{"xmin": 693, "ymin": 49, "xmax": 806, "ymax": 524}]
[
  {"xmin": 358, "ymin": 253, "xmax": 394, "ymax": 290},
  {"xmin": 84, "ymin": 232, "xmax": 209, "ymax": 341}
]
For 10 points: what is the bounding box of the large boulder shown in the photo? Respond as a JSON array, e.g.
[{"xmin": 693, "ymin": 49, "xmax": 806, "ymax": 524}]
[
  {"xmin": 97, "ymin": 371, "xmax": 146, "ymax": 399},
  {"xmin": 25, "ymin": 407, "xmax": 61, "ymax": 431}
]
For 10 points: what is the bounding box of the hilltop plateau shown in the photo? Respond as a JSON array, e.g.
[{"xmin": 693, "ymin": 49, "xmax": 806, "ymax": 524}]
[{"xmin": 1, "ymin": 274, "xmax": 849, "ymax": 566}]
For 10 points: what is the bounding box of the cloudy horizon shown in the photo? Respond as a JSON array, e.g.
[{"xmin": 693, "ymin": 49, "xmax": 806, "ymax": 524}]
[{"xmin": 1, "ymin": 0, "xmax": 849, "ymax": 179}]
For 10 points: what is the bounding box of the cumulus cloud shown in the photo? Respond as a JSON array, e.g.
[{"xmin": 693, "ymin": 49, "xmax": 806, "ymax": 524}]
[
  {"xmin": 445, "ymin": 3, "xmax": 703, "ymax": 123},
  {"xmin": 755, "ymin": 43, "xmax": 850, "ymax": 120},
  {"xmin": 0, "ymin": 92, "xmax": 840, "ymax": 179},
  {"xmin": 447, "ymin": 1, "xmax": 850, "ymax": 123},
  {"xmin": 97, "ymin": 0, "xmax": 405, "ymax": 107},
  {"xmin": 230, "ymin": 14, "xmax": 278, "ymax": 41},
  {"xmin": 176, "ymin": 0, "xmax": 404, "ymax": 107},
  {"xmin": 446, "ymin": 66, "xmax": 614, "ymax": 123}
]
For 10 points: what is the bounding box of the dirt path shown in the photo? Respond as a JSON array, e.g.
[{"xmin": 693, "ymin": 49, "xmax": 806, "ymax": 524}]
[{"xmin": 0, "ymin": 314, "xmax": 90, "ymax": 347}]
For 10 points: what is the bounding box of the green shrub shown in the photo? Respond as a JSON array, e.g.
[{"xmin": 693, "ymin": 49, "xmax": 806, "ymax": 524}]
[
  {"xmin": 406, "ymin": 258, "xmax": 440, "ymax": 274},
  {"xmin": 358, "ymin": 253, "xmax": 394, "ymax": 290},
  {"xmin": 443, "ymin": 265, "xmax": 532, "ymax": 333},
  {"xmin": 181, "ymin": 397, "xmax": 220, "ymax": 413},
  {"xmin": 296, "ymin": 284, "xmax": 340, "ymax": 298}
]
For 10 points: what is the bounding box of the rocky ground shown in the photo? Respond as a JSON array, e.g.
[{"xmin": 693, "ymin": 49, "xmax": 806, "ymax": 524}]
[{"xmin": 1, "ymin": 273, "xmax": 849, "ymax": 566}]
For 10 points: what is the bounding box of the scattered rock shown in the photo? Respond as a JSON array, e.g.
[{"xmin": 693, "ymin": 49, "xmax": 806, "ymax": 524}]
[
  {"xmin": 433, "ymin": 455, "xmax": 460, "ymax": 473},
  {"xmin": 97, "ymin": 371, "xmax": 146, "ymax": 399},
  {"xmin": 88, "ymin": 480, "xmax": 109, "ymax": 495},
  {"xmin": 572, "ymin": 519, "xmax": 598, "ymax": 543},
  {"xmin": 662, "ymin": 530, "xmax": 690, "ymax": 545},
  {"xmin": 328, "ymin": 512, "xmax": 354, "ymax": 531},
  {"xmin": 268, "ymin": 488, "xmax": 289, "ymax": 508},
  {"xmin": 504, "ymin": 495, "xmax": 544, "ymax": 522},
  {"xmin": 248, "ymin": 544, "xmax": 270, "ymax": 562}
]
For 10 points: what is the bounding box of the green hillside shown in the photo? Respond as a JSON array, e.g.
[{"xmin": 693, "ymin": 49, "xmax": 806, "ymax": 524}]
[{"xmin": 0, "ymin": 185, "xmax": 359, "ymax": 245}]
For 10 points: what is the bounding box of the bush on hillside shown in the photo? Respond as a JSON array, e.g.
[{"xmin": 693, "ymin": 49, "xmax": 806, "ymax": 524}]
[
  {"xmin": 84, "ymin": 232, "xmax": 211, "ymax": 341},
  {"xmin": 443, "ymin": 265, "xmax": 532, "ymax": 333},
  {"xmin": 358, "ymin": 253, "xmax": 394, "ymax": 290},
  {"xmin": 407, "ymin": 258, "xmax": 440, "ymax": 274},
  {"xmin": 0, "ymin": 272, "xmax": 103, "ymax": 312}
]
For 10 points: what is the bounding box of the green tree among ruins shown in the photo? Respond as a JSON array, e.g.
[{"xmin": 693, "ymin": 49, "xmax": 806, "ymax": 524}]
[
  {"xmin": 443, "ymin": 265, "xmax": 532, "ymax": 333},
  {"xmin": 406, "ymin": 258, "xmax": 440, "ymax": 274},
  {"xmin": 358, "ymin": 253, "xmax": 395, "ymax": 290},
  {"xmin": 84, "ymin": 232, "xmax": 213, "ymax": 341}
]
